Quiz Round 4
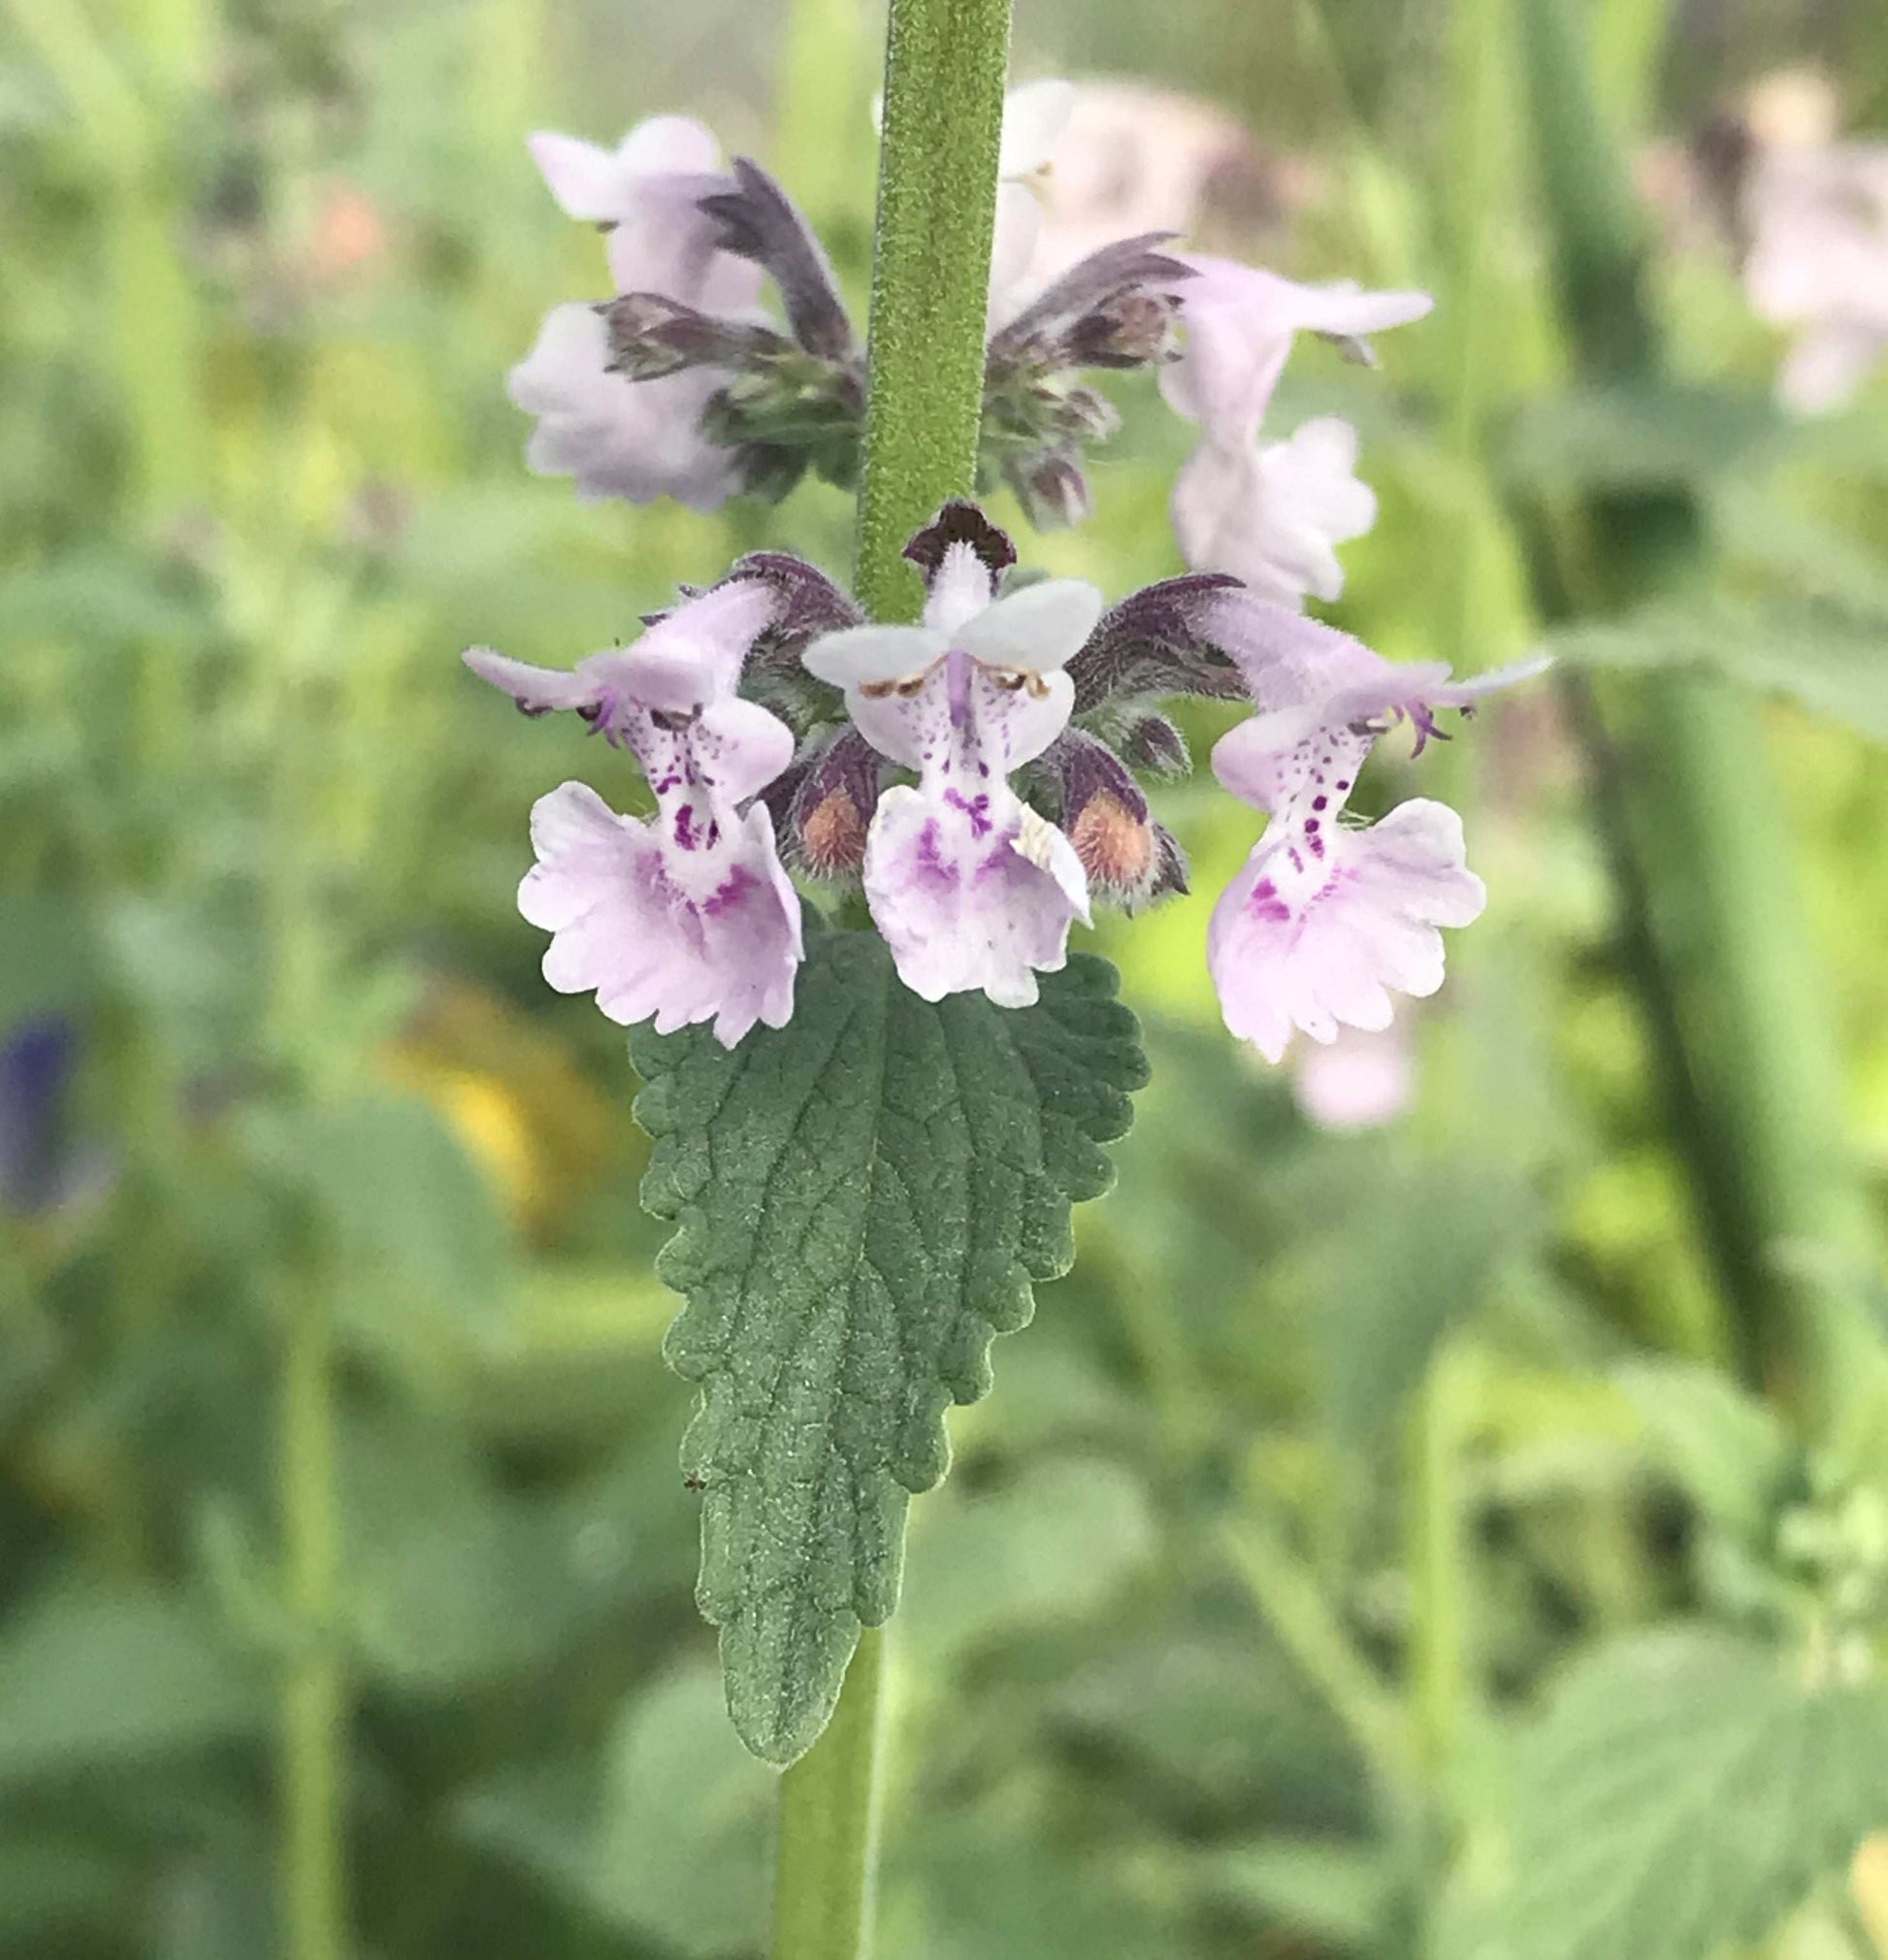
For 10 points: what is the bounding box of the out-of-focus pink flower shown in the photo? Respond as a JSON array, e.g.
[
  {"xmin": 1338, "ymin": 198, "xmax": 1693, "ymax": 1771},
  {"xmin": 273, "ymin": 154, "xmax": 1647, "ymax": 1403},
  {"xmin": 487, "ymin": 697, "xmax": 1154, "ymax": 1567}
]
[
  {"xmin": 1160, "ymin": 260, "xmax": 1429, "ymax": 604},
  {"xmin": 1201, "ymin": 595, "xmax": 1544, "ymax": 1062},
  {"xmin": 510, "ymin": 116, "xmax": 763, "ymax": 507},
  {"xmin": 508, "ymin": 304, "xmax": 740, "ymax": 510},
  {"xmin": 465, "ymin": 581, "xmax": 802, "ymax": 1048},
  {"xmin": 1290, "ymin": 1021, "xmax": 1415, "ymax": 1130},
  {"xmin": 1742, "ymin": 142, "xmax": 1888, "ymax": 414},
  {"xmin": 309, "ymin": 183, "xmax": 388, "ymax": 281},
  {"xmin": 802, "ymin": 512, "xmax": 1100, "ymax": 1008},
  {"xmin": 1027, "ymin": 82, "xmax": 1271, "ymax": 281}
]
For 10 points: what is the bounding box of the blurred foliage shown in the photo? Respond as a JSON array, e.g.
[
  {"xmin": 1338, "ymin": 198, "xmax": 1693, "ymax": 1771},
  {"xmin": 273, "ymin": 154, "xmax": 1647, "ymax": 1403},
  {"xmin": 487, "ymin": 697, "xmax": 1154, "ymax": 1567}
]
[{"xmin": 3, "ymin": 0, "xmax": 1888, "ymax": 1956}]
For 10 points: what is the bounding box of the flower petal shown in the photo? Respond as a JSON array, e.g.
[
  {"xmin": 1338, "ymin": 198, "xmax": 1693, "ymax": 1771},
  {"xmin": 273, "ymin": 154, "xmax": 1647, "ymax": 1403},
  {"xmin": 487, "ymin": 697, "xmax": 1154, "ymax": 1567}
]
[
  {"xmin": 518, "ymin": 782, "xmax": 800, "ymax": 1048},
  {"xmin": 508, "ymin": 303, "xmax": 737, "ymax": 510},
  {"xmin": 1209, "ymin": 798, "xmax": 1484, "ymax": 1062},
  {"xmin": 954, "ymin": 578, "xmax": 1105, "ymax": 672},
  {"xmin": 463, "ymin": 646, "xmax": 599, "ymax": 714},
  {"xmin": 527, "ymin": 131, "xmax": 635, "ymax": 221},
  {"xmin": 863, "ymin": 785, "xmax": 1086, "ymax": 1008},
  {"xmin": 999, "ymin": 79, "xmax": 1076, "ymax": 180},
  {"xmin": 801, "ymin": 624, "xmax": 948, "ymax": 689}
]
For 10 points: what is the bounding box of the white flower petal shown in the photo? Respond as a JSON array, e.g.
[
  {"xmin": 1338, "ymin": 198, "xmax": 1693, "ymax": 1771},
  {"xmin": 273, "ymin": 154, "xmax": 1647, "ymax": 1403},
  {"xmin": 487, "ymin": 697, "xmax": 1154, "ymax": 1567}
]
[
  {"xmin": 999, "ymin": 79, "xmax": 1077, "ymax": 180},
  {"xmin": 954, "ymin": 579, "xmax": 1104, "ymax": 673},
  {"xmin": 801, "ymin": 624, "xmax": 948, "ymax": 687}
]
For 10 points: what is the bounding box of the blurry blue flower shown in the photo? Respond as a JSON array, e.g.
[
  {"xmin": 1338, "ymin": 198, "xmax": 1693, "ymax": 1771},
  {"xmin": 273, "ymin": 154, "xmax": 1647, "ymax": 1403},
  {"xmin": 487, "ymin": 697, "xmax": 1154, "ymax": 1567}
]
[{"xmin": 0, "ymin": 1016, "xmax": 78, "ymax": 1215}]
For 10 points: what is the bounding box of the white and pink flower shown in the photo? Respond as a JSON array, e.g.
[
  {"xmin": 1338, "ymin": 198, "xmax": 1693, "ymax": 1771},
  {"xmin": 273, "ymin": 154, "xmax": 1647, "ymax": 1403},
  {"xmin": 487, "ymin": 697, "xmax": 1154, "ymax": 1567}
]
[
  {"xmin": 509, "ymin": 115, "xmax": 762, "ymax": 508},
  {"xmin": 466, "ymin": 580, "xmax": 803, "ymax": 1047},
  {"xmin": 802, "ymin": 532, "xmax": 1101, "ymax": 1008},
  {"xmin": 1200, "ymin": 595, "xmax": 1544, "ymax": 1062},
  {"xmin": 1164, "ymin": 260, "xmax": 1431, "ymax": 605}
]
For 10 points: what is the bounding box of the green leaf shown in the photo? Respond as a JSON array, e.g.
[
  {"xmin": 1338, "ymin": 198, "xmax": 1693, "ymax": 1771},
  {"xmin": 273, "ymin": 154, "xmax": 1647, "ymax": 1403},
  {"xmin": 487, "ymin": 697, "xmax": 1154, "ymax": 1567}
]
[
  {"xmin": 1467, "ymin": 1626, "xmax": 1888, "ymax": 1960},
  {"xmin": 458, "ymin": 1663, "xmax": 772, "ymax": 1959},
  {"xmin": 1548, "ymin": 595, "xmax": 1888, "ymax": 740},
  {"xmin": 0, "ymin": 1582, "xmax": 266, "ymax": 1790},
  {"xmin": 1613, "ymin": 1359, "xmax": 1796, "ymax": 1548},
  {"xmin": 630, "ymin": 930, "xmax": 1146, "ymax": 1763},
  {"xmin": 240, "ymin": 1094, "xmax": 516, "ymax": 1324}
]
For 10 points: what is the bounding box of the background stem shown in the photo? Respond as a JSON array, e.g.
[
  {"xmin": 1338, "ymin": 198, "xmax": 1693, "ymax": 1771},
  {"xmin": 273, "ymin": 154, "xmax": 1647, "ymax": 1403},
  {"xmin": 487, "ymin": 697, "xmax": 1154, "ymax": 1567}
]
[
  {"xmin": 1510, "ymin": 0, "xmax": 1877, "ymax": 1432},
  {"xmin": 769, "ymin": 1, "xmax": 1012, "ymax": 1951},
  {"xmin": 281, "ymin": 1278, "xmax": 347, "ymax": 1960},
  {"xmin": 853, "ymin": 0, "xmax": 1013, "ymax": 622}
]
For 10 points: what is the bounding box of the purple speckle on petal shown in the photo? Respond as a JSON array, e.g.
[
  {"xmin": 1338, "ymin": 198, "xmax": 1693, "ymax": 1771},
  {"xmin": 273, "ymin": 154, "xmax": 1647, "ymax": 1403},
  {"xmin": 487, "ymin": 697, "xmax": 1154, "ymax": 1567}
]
[
  {"xmin": 1248, "ymin": 877, "xmax": 1291, "ymax": 924},
  {"xmin": 701, "ymin": 864, "xmax": 758, "ymax": 916}
]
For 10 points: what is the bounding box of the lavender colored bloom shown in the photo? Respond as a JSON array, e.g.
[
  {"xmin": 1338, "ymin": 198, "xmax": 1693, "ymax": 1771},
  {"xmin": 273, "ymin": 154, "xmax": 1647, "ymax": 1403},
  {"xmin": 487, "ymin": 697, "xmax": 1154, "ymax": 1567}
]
[
  {"xmin": 1741, "ymin": 140, "xmax": 1888, "ymax": 414},
  {"xmin": 1172, "ymin": 414, "xmax": 1377, "ymax": 606},
  {"xmin": 0, "ymin": 1017, "xmax": 77, "ymax": 1214},
  {"xmin": 1162, "ymin": 258, "xmax": 1431, "ymax": 603},
  {"xmin": 509, "ymin": 116, "xmax": 763, "ymax": 508},
  {"xmin": 466, "ymin": 581, "xmax": 803, "ymax": 1048},
  {"xmin": 1291, "ymin": 1021, "xmax": 1415, "ymax": 1130},
  {"xmin": 1200, "ymin": 595, "xmax": 1545, "ymax": 1062},
  {"xmin": 801, "ymin": 512, "xmax": 1101, "ymax": 1008}
]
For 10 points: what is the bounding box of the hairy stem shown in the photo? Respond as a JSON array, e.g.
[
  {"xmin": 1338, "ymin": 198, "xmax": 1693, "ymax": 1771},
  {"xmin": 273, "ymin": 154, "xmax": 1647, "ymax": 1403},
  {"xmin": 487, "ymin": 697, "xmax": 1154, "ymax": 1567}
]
[
  {"xmin": 769, "ymin": 2, "xmax": 1012, "ymax": 1950},
  {"xmin": 854, "ymin": 0, "xmax": 1012, "ymax": 622}
]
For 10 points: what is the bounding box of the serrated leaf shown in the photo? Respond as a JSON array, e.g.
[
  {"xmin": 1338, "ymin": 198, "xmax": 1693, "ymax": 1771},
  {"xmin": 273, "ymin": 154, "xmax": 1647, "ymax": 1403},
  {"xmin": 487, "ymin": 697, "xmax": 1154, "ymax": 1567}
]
[
  {"xmin": 1469, "ymin": 1626, "xmax": 1888, "ymax": 1960},
  {"xmin": 1547, "ymin": 596, "xmax": 1888, "ymax": 740},
  {"xmin": 629, "ymin": 929, "xmax": 1146, "ymax": 1763}
]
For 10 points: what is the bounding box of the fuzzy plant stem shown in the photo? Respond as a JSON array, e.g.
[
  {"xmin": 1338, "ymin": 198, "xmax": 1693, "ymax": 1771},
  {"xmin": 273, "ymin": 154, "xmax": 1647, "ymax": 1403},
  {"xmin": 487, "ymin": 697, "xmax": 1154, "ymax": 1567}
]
[
  {"xmin": 1512, "ymin": 0, "xmax": 1875, "ymax": 1428},
  {"xmin": 769, "ymin": 3, "xmax": 1011, "ymax": 1956},
  {"xmin": 852, "ymin": 0, "xmax": 1013, "ymax": 624}
]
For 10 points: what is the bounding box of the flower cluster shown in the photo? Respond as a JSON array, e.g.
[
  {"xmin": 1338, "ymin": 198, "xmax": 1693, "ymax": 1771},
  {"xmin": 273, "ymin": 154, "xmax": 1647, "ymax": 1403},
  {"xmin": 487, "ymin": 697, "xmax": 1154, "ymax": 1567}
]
[
  {"xmin": 505, "ymin": 85, "xmax": 1428, "ymax": 574},
  {"xmin": 470, "ymin": 502, "xmax": 1540, "ymax": 1060},
  {"xmin": 475, "ymin": 82, "xmax": 1545, "ymax": 1069}
]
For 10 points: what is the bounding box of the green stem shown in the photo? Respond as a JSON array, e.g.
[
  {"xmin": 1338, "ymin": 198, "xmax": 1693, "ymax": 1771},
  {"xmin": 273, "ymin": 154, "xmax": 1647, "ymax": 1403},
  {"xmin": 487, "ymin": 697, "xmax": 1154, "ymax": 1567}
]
[
  {"xmin": 769, "ymin": 1629, "xmax": 888, "ymax": 1960},
  {"xmin": 768, "ymin": 4, "xmax": 1012, "ymax": 1951},
  {"xmin": 1511, "ymin": 0, "xmax": 1876, "ymax": 1430},
  {"xmin": 280, "ymin": 1282, "xmax": 347, "ymax": 1960},
  {"xmin": 1221, "ymin": 1514, "xmax": 1413, "ymax": 1797},
  {"xmin": 854, "ymin": 0, "xmax": 1013, "ymax": 622}
]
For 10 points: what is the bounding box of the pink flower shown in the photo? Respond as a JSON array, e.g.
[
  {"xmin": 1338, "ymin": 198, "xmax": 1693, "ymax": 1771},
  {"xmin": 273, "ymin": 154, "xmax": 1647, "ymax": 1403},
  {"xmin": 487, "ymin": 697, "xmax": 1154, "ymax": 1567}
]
[
  {"xmin": 509, "ymin": 116, "xmax": 763, "ymax": 507},
  {"xmin": 1201, "ymin": 596, "xmax": 1544, "ymax": 1062},
  {"xmin": 801, "ymin": 514, "xmax": 1102, "ymax": 1007},
  {"xmin": 1162, "ymin": 259, "xmax": 1430, "ymax": 602},
  {"xmin": 465, "ymin": 581, "xmax": 803, "ymax": 1047},
  {"xmin": 1290, "ymin": 1021, "xmax": 1415, "ymax": 1130},
  {"xmin": 1741, "ymin": 141, "xmax": 1888, "ymax": 414},
  {"xmin": 1172, "ymin": 415, "xmax": 1376, "ymax": 605},
  {"xmin": 508, "ymin": 305, "xmax": 741, "ymax": 509}
]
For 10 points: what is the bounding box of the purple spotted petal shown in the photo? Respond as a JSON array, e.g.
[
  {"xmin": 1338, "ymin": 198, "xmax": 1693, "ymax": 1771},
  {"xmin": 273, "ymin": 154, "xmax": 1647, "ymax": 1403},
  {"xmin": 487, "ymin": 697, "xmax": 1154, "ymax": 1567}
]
[
  {"xmin": 520, "ymin": 782, "xmax": 800, "ymax": 1048},
  {"xmin": 863, "ymin": 785, "xmax": 1089, "ymax": 1008},
  {"xmin": 1209, "ymin": 799, "xmax": 1484, "ymax": 1062}
]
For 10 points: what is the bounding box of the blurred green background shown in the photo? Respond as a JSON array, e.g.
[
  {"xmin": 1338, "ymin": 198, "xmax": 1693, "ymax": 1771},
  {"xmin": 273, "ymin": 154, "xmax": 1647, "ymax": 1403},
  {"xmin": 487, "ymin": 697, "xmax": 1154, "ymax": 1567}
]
[{"xmin": 6, "ymin": 0, "xmax": 1888, "ymax": 1955}]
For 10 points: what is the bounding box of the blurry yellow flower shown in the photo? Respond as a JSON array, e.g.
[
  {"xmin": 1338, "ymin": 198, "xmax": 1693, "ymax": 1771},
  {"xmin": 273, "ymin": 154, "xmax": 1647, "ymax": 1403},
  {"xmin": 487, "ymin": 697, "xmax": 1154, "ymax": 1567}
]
[{"xmin": 380, "ymin": 976, "xmax": 621, "ymax": 1240}]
